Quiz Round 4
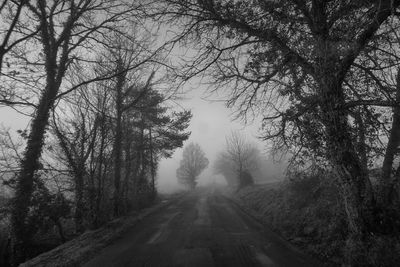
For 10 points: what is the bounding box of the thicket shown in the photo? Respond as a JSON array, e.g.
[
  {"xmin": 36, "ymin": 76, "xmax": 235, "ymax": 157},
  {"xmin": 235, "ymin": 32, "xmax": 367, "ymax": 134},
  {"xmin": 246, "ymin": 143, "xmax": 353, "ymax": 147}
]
[
  {"xmin": 1, "ymin": 85, "xmax": 190, "ymax": 265},
  {"xmin": 214, "ymin": 132, "xmax": 261, "ymax": 189},
  {"xmin": 237, "ymin": 169, "xmax": 400, "ymax": 266},
  {"xmin": 3, "ymin": 1, "xmax": 400, "ymax": 266},
  {"xmin": 0, "ymin": 1, "xmax": 191, "ymax": 265},
  {"xmin": 151, "ymin": 1, "xmax": 400, "ymax": 265}
]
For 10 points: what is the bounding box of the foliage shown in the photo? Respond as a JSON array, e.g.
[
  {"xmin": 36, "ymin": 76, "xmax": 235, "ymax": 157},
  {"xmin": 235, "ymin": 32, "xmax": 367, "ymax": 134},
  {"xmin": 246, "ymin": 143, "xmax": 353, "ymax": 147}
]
[
  {"xmin": 238, "ymin": 170, "xmax": 253, "ymax": 189},
  {"xmin": 152, "ymin": 1, "xmax": 400, "ymax": 264},
  {"xmin": 237, "ymin": 172, "xmax": 347, "ymax": 265},
  {"xmin": 238, "ymin": 169, "xmax": 400, "ymax": 266},
  {"xmin": 213, "ymin": 153, "xmax": 237, "ymax": 186},
  {"xmin": 3, "ymin": 0, "xmax": 400, "ymax": 265},
  {"xmin": 50, "ymin": 80, "xmax": 191, "ymax": 228},
  {"xmin": 28, "ymin": 178, "xmax": 71, "ymax": 241},
  {"xmin": 176, "ymin": 143, "xmax": 209, "ymax": 189},
  {"xmin": 214, "ymin": 132, "xmax": 261, "ymax": 189},
  {"xmin": 0, "ymin": 1, "xmax": 190, "ymax": 263}
]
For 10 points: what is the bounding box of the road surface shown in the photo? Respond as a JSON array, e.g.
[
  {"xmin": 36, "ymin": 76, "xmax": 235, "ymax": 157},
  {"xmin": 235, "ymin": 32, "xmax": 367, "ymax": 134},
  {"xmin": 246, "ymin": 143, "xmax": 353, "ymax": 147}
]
[{"xmin": 84, "ymin": 187, "xmax": 321, "ymax": 267}]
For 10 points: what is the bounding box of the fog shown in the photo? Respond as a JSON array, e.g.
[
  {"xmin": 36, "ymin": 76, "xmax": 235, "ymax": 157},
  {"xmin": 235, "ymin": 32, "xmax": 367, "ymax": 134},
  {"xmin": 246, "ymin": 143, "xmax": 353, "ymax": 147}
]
[
  {"xmin": 0, "ymin": 84, "xmax": 288, "ymax": 196},
  {"xmin": 156, "ymin": 85, "xmax": 287, "ymax": 194}
]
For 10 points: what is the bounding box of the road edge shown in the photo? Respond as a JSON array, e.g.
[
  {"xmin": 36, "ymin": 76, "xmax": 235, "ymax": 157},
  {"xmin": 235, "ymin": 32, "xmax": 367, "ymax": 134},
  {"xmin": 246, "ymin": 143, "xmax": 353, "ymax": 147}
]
[
  {"xmin": 222, "ymin": 192, "xmax": 329, "ymax": 266},
  {"xmin": 19, "ymin": 198, "xmax": 177, "ymax": 267}
]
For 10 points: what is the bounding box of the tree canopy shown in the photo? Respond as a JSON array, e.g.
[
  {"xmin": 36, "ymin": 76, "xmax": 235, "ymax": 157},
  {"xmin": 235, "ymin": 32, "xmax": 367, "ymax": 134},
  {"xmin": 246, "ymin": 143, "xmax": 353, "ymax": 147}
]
[
  {"xmin": 214, "ymin": 132, "xmax": 261, "ymax": 189},
  {"xmin": 151, "ymin": 1, "xmax": 400, "ymax": 265},
  {"xmin": 176, "ymin": 143, "xmax": 209, "ymax": 189}
]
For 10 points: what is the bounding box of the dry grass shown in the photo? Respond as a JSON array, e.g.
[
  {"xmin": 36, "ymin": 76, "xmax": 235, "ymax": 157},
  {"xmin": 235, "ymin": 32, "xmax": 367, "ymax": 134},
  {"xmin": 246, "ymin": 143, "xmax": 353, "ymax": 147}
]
[
  {"xmin": 234, "ymin": 178, "xmax": 345, "ymax": 266},
  {"xmin": 20, "ymin": 199, "xmax": 172, "ymax": 267}
]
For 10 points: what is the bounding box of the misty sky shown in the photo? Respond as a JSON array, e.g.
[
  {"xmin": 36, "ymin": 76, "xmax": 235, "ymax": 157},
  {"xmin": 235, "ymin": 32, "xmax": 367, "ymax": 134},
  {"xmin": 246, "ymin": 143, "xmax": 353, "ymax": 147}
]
[
  {"xmin": 0, "ymin": 17, "xmax": 289, "ymax": 195},
  {"xmin": 0, "ymin": 81, "xmax": 285, "ymax": 194},
  {"xmin": 157, "ymin": 82, "xmax": 282, "ymax": 193}
]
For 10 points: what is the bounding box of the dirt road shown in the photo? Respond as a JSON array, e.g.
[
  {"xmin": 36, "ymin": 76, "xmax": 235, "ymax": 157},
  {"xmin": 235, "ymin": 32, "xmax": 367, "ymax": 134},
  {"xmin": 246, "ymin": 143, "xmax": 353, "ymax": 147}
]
[{"xmin": 84, "ymin": 187, "xmax": 321, "ymax": 267}]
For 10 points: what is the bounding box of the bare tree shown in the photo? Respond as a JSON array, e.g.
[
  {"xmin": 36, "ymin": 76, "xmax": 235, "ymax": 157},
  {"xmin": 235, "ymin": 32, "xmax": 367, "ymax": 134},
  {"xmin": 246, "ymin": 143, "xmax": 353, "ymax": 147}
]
[
  {"xmin": 176, "ymin": 143, "xmax": 208, "ymax": 190},
  {"xmin": 0, "ymin": 126, "xmax": 24, "ymax": 188},
  {"xmin": 223, "ymin": 132, "xmax": 260, "ymax": 189},
  {"xmin": 6, "ymin": 1, "xmax": 149, "ymax": 262},
  {"xmin": 47, "ymin": 59, "xmax": 190, "ymax": 233},
  {"xmin": 112, "ymin": 70, "xmax": 154, "ymax": 216},
  {"xmin": 51, "ymin": 95, "xmax": 100, "ymax": 233},
  {"xmin": 150, "ymin": 1, "xmax": 400, "ymax": 263},
  {"xmin": 0, "ymin": 0, "xmax": 38, "ymax": 76},
  {"xmin": 100, "ymin": 41, "xmax": 156, "ymax": 216},
  {"xmin": 213, "ymin": 153, "xmax": 237, "ymax": 187}
]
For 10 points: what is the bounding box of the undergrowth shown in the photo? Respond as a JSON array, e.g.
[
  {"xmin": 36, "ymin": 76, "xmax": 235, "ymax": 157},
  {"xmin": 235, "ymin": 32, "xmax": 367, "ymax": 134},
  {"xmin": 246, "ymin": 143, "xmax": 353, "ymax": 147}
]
[{"xmin": 237, "ymin": 174, "xmax": 346, "ymax": 265}]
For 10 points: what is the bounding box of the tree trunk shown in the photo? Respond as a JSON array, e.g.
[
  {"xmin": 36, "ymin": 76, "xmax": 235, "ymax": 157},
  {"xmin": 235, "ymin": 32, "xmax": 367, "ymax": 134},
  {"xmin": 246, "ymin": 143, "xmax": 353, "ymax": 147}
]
[
  {"xmin": 54, "ymin": 219, "xmax": 66, "ymax": 243},
  {"xmin": 319, "ymin": 78, "xmax": 375, "ymax": 266},
  {"xmin": 74, "ymin": 169, "xmax": 85, "ymax": 233},
  {"xmin": 354, "ymin": 111, "xmax": 369, "ymax": 175},
  {"xmin": 113, "ymin": 62, "xmax": 125, "ymax": 217},
  {"xmin": 149, "ymin": 127, "xmax": 156, "ymax": 194},
  {"xmin": 380, "ymin": 70, "xmax": 400, "ymax": 205},
  {"xmin": 11, "ymin": 78, "xmax": 59, "ymax": 263},
  {"xmin": 113, "ymin": 102, "xmax": 122, "ymax": 216},
  {"xmin": 94, "ymin": 118, "xmax": 106, "ymax": 228},
  {"xmin": 134, "ymin": 149, "xmax": 141, "ymax": 193},
  {"xmin": 122, "ymin": 136, "xmax": 132, "ymax": 205},
  {"xmin": 310, "ymin": 9, "xmax": 376, "ymax": 258},
  {"xmin": 237, "ymin": 162, "xmax": 243, "ymax": 190},
  {"xmin": 377, "ymin": 69, "xmax": 400, "ymax": 233},
  {"xmin": 136, "ymin": 120, "xmax": 146, "ymax": 193},
  {"xmin": 88, "ymin": 151, "xmax": 96, "ymax": 229}
]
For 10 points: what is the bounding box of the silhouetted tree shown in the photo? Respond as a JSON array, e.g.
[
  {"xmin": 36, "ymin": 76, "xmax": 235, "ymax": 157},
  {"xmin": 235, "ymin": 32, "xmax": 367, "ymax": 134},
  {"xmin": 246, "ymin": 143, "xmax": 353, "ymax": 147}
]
[
  {"xmin": 213, "ymin": 153, "xmax": 237, "ymax": 187},
  {"xmin": 120, "ymin": 87, "xmax": 191, "ymax": 206},
  {"xmin": 52, "ymin": 98, "xmax": 100, "ymax": 233},
  {"xmin": 0, "ymin": 0, "xmax": 38, "ymax": 78},
  {"xmin": 6, "ymin": 1, "xmax": 154, "ymax": 262},
  {"xmin": 177, "ymin": 143, "xmax": 208, "ymax": 189},
  {"xmin": 133, "ymin": 92, "xmax": 192, "ymax": 195},
  {"xmin": 109, "ymin": 58, "xmax": 154, "ymax": 217},
  {"xmin": 50, "ymin": 75, "xmax": 191, "ymax": 230},
  {"xmin": 215, "ymin": 132, "xmax": 260, "ymax": 189}
]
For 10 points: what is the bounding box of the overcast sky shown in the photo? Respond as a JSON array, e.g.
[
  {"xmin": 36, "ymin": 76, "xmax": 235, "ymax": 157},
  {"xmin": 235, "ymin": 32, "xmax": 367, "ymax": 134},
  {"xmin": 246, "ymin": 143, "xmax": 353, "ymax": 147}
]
[
  {"xmin": 156, "ymin": 81, "xmax": 284, "ymax": 193},
  {"xmin": 0, "ymin": 79, "xmax": 285, "ymax": 194}
]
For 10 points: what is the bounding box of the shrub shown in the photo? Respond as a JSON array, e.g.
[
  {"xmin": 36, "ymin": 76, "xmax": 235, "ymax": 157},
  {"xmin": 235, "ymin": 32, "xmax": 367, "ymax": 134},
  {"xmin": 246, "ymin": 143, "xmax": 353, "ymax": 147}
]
[{"xmin": 237, "ymin": 171, "xmax": 347, "ymax": 265}]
